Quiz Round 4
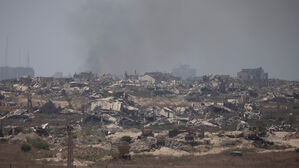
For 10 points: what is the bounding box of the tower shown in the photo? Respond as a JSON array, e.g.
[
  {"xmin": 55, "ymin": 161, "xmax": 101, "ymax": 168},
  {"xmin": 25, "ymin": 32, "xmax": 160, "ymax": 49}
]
[
  {"xmin": 27, "ymin": 50, "xmax": 30, "ymax": 68},
  {"xmin": 18, "ymin": 48, "xmax": 21, "ymax": 67},
  {"xmin": 4, "ymin": 36, "xmax": 8, "ymax": 67}
]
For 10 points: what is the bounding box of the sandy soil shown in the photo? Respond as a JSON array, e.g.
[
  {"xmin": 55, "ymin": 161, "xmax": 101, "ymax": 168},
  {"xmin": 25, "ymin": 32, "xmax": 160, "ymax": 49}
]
[
  {"xmin": 1, "ymin": 143, "xmax": 299, "ymax": 168},
  {"xmin": 96, "ymin": 151, "xmax": 299, "ymax": 168}
]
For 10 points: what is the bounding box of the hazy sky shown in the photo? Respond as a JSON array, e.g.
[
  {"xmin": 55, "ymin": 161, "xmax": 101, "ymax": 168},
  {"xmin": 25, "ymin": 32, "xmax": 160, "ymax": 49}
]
[{"xmin": 0, "ymin": 0, "xmax": 298, "ymax": 80}]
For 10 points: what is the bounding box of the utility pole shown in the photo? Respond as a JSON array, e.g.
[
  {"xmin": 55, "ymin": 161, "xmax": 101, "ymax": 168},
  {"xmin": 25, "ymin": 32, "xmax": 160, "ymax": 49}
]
[
  {"xmin": 0, "ymin": 119, "xmax": 3, "ymax": 137},
  {"xmin": 27, "ymin": 92, "xmax": 33, "ymax": 113},
  {"xmin": 4, "ymin": 36, "xmax": 8, "ymax": 67},
  {"xmin": 67, "ymin": 125, "xmax": 73, "ymax": 168},
  {"xmin": 18, "ymin": 48, "xmax": 21, "ymax": 67},
  {"xmin": 26, "ymin": 50, "xmax": 30, "ymax": 68}
]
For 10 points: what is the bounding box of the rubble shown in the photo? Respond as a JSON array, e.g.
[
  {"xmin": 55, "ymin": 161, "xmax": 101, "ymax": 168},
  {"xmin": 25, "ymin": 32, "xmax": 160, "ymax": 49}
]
[
  {"xmin": 131, "ymin": 137, "xmax": 157, "ymax": 153},
  {"xmin": 141, "ymin": 129, "xmax": 154, "ymax": 137},
  {"xmin": 34, "ymin": 123, "xmax": 49, "ymax": 137},
  {"xmin": 0, "ymin": 70, "xmax": 298, "ymax": 164}
]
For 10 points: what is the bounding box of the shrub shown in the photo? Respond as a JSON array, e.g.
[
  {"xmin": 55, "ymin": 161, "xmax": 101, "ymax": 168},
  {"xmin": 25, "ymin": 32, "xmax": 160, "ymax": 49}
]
[
  {"xmin": 21, "ymin": 143, "xmax": 31, "ymax": 152},
  {"xmin": 27, "ymin": 137, "xmax": 50, "ymax": 150},
  {"xmin": 33, "ymin": 140, "xmax": 49, "ymax": 150},
  {"xmin": 295, "ymin": 148, "xmax": 299, "ymax": 152},
  {"xmin": 120, "ymin": 136, "xmax": 132, "ymax": 143},
  {"xmin": 40, "ymin": 101, "xmax": 59, "ymax": 114}
]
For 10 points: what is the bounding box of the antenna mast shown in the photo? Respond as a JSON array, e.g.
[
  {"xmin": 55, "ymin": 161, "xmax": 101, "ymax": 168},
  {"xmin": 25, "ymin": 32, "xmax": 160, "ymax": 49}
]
[
  {"xmin": 4, "ymin": 36, "xmax": 8, "ymax": 67},
  {"xmin": 27, "ymin": 50, "xmax": 30, "ymax": 68}
]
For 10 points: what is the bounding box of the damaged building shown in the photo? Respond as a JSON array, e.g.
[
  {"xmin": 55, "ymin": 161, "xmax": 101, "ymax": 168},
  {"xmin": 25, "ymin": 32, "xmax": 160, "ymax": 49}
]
[
  {"xmin": 171, "ymin": 64, "xmax": 196, "ymax": 80},
  {"xmin": 237, "ymin": 67, "xmax": 268, "ymax": 82},
  {"xmin": 237, "ymin": 67, "xmax": 268, "ymax": 86},
  {"xmin": 0, "ymin": 66, "xmax": 35, "ymax": 81}
]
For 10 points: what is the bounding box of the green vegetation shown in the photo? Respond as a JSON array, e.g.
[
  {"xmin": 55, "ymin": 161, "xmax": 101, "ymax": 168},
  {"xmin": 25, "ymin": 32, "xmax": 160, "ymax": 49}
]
[
  {"xmin": 295, "ymin": 148, "xmax": 299, "ymax": 152},
  {"xmin": 120, "ymin": 136, "xmax": 132, "ymax": 143},
  {"xmin": 26, "ymin": 137, "xmax": 50, "ymax": 150},
  {"xmin": 21, "ymin": 143, "xmax": 31, "ymax": 152}
]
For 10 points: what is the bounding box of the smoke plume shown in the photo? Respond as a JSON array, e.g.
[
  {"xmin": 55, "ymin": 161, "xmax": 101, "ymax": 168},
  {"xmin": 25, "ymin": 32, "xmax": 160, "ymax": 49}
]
[{"xmin": 73, "ymin": 0, "xmax": 299, "ymax": 79}]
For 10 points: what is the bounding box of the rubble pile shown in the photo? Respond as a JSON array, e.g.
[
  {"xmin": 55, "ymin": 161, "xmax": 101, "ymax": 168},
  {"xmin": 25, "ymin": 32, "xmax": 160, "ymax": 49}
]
[{"xmin": 0, "ymin": 72, "xmax": 298, "ymax": 164}]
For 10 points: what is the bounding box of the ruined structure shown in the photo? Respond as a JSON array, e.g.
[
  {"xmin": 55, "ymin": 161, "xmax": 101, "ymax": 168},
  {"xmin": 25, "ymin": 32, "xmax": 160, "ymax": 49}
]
[
  {"xmin": 171, "ymin": 64, "xmax": 196, "ymax": 80},
  {"xmin": 73, "ymin": 72, "xmax": 95, "ymax": 81},
  {"xmin": 237, "ymin": 67, "xmax": 268, "ymax": 86},
  {"xmin": 237, "ymin": 67, "xmax": 268, "ymax": 81},
  {"xmin": 53, "ymin": 72, "xmax": 63, "ymax": 78},
  {"xmin": 0, "ymin": 67, "xmax": 35, "ymax": 81},
  {"xmin": 0, "ymin": 71, "xmax": 298, "ymax": 166}
]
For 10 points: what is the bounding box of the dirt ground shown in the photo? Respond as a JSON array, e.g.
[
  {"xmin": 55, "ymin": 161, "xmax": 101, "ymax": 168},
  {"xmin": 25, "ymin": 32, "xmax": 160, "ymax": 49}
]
[
  {"xmin": 0, "ymin": 143, "xmax": 43, "ymax": 168},
  {"xmin": 1, "ymin": 144, "xmax": 299, "ymax": 168},
  {"xmin": 97, "ymin": 151, "xmax": 299, "ymax": 168},
  {"xmin": 0, "ymin": 143, "xmax": 65, "ymax": 168}
]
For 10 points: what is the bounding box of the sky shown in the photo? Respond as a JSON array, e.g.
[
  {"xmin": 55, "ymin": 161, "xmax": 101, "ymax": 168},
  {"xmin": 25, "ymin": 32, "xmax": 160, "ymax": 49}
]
[{"xmin": 0, "ymin": 0, "xmax": 298, "ymax": 80}]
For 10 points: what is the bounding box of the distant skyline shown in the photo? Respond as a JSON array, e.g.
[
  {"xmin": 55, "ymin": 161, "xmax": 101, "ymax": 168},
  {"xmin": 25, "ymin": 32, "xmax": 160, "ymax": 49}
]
[{"xmin": 0, "ymin": 0, "xmax": 298, "ymax": 80}]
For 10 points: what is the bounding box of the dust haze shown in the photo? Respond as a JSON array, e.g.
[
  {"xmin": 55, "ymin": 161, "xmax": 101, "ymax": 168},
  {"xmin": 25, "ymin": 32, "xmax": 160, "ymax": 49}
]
[
  {"xmin": 73, "ymin": 0, "xmax": 299, "ymax": 79},
  {"xmin": 0, "ymin": 0, "xmax": 299, "ymax": 79}
]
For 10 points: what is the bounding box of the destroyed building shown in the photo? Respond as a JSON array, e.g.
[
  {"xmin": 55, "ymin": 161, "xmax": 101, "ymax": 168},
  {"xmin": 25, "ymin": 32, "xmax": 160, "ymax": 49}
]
[
  {"xmin": 171, "ymin": 64, "xmax": 196, "ymax": 80},
  {"xmin": 237, "ymin": 67, "xmax": 268, "ymax": 86},
  {"xmin": 73, "ymin": 72, "xmax": 95, "ymax": 81},
  {"xmin": 52, "ymin": 72, "xmax": 64, "ymax": 78},
  {"xmin": 0, "ymin": 70, "xmax": 298, "ymax": 166},
  {"xmin": 0, "ymin": 66, "xmax": 35, "ymax": 81},
  {"xmin": 237, "ymin": 67, "xmax": 268, "ymax": 82}
]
